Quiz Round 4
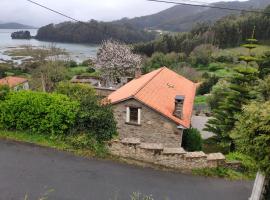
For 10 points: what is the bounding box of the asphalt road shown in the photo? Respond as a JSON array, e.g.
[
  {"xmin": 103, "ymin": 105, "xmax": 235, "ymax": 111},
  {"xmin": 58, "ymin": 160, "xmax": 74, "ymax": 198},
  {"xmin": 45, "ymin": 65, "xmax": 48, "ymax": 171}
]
[{"xmin": 0, "ymin": 140, "xmax": 253, "ymax": 200}]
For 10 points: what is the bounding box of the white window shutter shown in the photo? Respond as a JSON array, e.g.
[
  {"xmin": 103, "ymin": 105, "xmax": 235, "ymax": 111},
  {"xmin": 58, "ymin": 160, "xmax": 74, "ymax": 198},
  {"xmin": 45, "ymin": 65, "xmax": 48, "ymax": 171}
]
[
  {"xmin": 138, "ymin": 108, "xmax": 141, "ymax": 125},
  {"xmin": 126, "ymin": 107, "xmax": 130, "ymax": 123}
]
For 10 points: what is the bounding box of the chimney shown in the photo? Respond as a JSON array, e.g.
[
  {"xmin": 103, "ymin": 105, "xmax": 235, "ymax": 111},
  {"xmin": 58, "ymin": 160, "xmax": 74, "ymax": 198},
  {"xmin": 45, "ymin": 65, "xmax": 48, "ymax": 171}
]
[
  {"xmin": 173, "ymin": 95, "xmax": 185, "ymax": 119},
  {"xmin": 135, "ymin": 67, "xmax": 142, "ymax": 79}
]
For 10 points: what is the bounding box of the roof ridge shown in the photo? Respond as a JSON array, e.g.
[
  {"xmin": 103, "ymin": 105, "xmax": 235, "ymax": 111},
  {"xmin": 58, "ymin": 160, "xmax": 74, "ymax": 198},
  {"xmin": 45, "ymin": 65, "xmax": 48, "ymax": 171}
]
[{"xmin": 133, "ymin": 67, "xmax": 165, "ymax": 97}]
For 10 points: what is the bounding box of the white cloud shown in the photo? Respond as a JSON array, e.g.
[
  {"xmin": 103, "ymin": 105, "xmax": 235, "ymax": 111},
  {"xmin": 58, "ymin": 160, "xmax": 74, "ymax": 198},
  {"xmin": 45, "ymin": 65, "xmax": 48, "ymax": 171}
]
[{"xmin": 0, "ymin": 0, "xmax": 248, "ymax": 27}]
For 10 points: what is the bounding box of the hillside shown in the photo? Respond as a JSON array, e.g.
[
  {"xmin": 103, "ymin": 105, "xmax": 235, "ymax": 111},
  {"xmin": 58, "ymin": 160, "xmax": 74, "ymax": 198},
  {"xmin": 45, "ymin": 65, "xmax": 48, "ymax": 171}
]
[
  {"xmin": 35, "ymin": 20, "xmax": 156, "ymax": 44},
  {"xmin": 0, "ymin": 22, "xmax": 36, "ymax": 29},
  {"xmin": 115, "ymin": 0, "xmax": 270, "ymax": 32}
]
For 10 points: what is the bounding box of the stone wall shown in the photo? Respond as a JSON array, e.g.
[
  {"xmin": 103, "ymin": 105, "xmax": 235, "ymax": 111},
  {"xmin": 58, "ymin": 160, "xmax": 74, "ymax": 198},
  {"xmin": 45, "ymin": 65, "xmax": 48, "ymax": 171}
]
[
  {"xmin": 113, "ymin": 99, "xmax": 183, "ymax": 147},
  {"xmin": 108, "ymin": 138, "xmax": 226, "ymax": 170}
]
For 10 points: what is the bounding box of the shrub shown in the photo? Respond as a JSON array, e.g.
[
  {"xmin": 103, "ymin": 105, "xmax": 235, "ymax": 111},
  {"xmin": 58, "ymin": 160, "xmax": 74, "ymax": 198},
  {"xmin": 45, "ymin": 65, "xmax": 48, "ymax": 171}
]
[
  {"xmin": 66, "ymin": 60, "xmax": 77, "ymax": 68},
  {"xmin": 231, "ymin": 101, "xmax": 270, "ymax": 175},
  {"xmin": 0, "ymin": 91, "xmax": 79, "ymax": 135},
  {"xmin": 189, "ymin": 44, "xmax": 218, "ymax": 66},
  {"xmin": 207, "ymin": 63, "xmax": 224, "ymax": 72},
  {"xmin": 66, "ymin": 133, "xmax": 108, "ymax": 157},
  {"xmin": 87, "ymin": 67, "xmax": 96, "ymax": 73},
  {"xmin": 197, "ymin": 74, "xmax": 219, "ymax": 95},
  {"xmin": 81, "ymin": 59, "xmax": 94, "ymax": 67},
  {"xmin": 56, "ymin": 82, "xmax": 117, "ymax": 142},
  {"xmin": 0, "ymin": 85, "xmax": 10, "ymax": 100},
  {"xmin": 182, "ymin": 128, "xmax": 203, "ymax": 151}
]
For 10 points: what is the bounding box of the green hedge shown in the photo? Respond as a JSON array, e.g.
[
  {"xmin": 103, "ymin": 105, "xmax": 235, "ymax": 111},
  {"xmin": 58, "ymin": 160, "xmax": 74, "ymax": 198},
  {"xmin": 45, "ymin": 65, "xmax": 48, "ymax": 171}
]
[
  {"xmin": 182, "ymin": 128, "xmax": 203, "ymax": 152},
  {"xmin": 0, "ymin": 91, "xmax": 79, "ymax": 135},
  {"xmin": 56, "ymin": 82, "xmax": 117, "ymax": 142}
]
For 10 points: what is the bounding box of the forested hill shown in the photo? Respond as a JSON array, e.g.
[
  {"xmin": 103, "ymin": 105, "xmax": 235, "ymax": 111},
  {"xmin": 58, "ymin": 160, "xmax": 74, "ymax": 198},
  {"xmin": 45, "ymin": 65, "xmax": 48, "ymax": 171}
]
[
  {"xmin": 0, "ymin": 23, "xmax": 36, "ymax": 29},
  {"xmin": 115, "ymin": 0, "xmax": 270, "ymax": 32},
  {"xmin": 35, "ymin": 20, "xmax": 156, "ymax": 44},
  {"xmin": 134, "ymin": 5, "xmax": 270, "ymax": 56}
]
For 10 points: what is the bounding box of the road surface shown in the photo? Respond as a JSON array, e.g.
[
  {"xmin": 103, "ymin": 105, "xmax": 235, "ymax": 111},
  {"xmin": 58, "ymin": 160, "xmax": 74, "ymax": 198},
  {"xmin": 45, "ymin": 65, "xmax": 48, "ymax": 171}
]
[{"xmin": 0, "ymin": 140, "xmax": 253, "ymax": 200}]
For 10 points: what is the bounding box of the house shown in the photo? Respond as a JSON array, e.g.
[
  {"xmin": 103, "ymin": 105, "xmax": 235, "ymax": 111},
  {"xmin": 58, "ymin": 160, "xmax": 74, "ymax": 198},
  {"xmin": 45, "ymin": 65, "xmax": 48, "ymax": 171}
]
[
  {"xmin": 0, "ymin": 76, "xmax": 29, "ymax": 91},
  {"xmin": 106, "ymin": 67, "xmax": 197, "ymax": 147},
  {"xmin": 71, "ymin": 75, "xmax": 133, "ymax": 97}
]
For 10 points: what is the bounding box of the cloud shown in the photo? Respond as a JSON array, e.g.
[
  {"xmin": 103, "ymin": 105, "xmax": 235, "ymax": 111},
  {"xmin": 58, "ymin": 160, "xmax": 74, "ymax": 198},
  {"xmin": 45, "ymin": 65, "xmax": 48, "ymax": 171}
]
[{"xmin": 0, "ymin": 0, "xmax": 247, "ymax": 27}]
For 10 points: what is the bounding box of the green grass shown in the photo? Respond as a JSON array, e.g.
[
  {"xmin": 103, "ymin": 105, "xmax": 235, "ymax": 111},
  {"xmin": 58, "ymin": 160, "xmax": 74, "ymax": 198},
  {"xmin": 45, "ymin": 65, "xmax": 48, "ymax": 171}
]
[
  {"xmin": 195, "ymin": 95, "xmax": 207, "ymax": 105},
  {"xmin": 192, "ymin": 167, "xmax": 251, "ymax": 180},
  {"xmin": 215, "ymin": 45, "xmax": 270, "ymax": 58},
  {"xmin": 0, "ymin": 130, "xmax": 108, "ymax": 158},
  {"xmin": 69, "ymin": 66, "xmax": 88, "ymax": 73}
]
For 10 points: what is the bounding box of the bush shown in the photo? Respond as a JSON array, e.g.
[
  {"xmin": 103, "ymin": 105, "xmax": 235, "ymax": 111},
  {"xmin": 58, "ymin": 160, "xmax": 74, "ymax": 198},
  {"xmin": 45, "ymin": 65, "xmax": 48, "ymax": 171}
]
[
  {"xmin": 0, "ymin": 85, "xmax": 10, "ymax": 100},
  {"xmin": 207, "ymin": 63, "xmax": 224, "ymax": 72},
  {"xmin": 189, "ymin": 44, "xmax": 218, "ymax": 66},
  {"xmin": 182, "ymin": 128, "xmax": 203, "ymax": 151},
  {"xmin": 231, "ymin": 101, "xmax": 270, "ymax": 175},
  {"xmin": 66, "ymin": 60, "xmax": 77, "ymax": 68},
  {"xmin": 226, "ymin": 152, "xmax": 257, "ymax": 175},
  {"xmin": 56, "ymin": 82, "xmax": 117, "ymax": 142},
  {"xmin": 66, "ymin": 133, "xmax": 108, "ymax": 157},
  {"xmin": 87, "ymin": 67, "xmax": 96, "ymax": 73},
  {"xmin": 81, "ymin": 59, "xmax": 94, "ymax": 67},
  {"xmin": 197, "ymin": 74, "xmax": 219, "ymax": 95},
  {"xmin": 0, "ymin": 91, "xmax": 79, "ymax": 135}
]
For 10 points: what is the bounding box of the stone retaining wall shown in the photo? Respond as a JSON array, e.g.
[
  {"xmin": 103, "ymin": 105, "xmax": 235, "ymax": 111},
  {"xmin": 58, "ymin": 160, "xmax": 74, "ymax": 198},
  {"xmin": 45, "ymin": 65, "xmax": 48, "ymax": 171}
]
[{"xmin": 108, "ymin": 138, "xmax": 226, "ymax": 170}]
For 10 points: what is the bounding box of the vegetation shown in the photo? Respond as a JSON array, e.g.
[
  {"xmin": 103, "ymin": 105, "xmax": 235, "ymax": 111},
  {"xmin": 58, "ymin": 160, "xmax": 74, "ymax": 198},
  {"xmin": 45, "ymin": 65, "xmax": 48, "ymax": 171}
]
[
  {"xmin": 0, "ymin": 91, "xmax": 79, "ymax": 135},
  {"xmin": 116, "ymin": 0, "xmax": 268, "ymax": 32},
  {"xmin": 231, "ymin": 101, "xmax": 270, "ymax": 175},
  {"xmin": 197, "ymin": 74, "xmax": 219, "ymax": 95},
  {"xmin": 11, "ymin": 31, "xmax": 31, "ymax": 39},
  {"xmin": 0, "ymin": 130, "xmax": 108, "ymax": 158},
  {"xmin": 56, "ymin": 82, "xmax": 117, "ymax": 142},
  {"xmin": 36, "ymin": 20, "xmax": 156, "ymax": 44},
  {"xmin": 192, "ymin": 167, "xmax": 253, "ymax": 180},
  {"xmin": 31, "ymin": 61, "xmax": 68, "ymax": 92},
  {"xmin": 182, "ymin": 128, "xmax": 203, "ymax": 152},
  {"xmin": 205, "ymin": 66, "xmax": 259, "ymax": 150},
  {"xmin": 134, "ymin": 6, "xmax": 270, "ymax": 56},
  {"xmin": 96, "ymin": 40, "xmax": 142, "ymax": 85}
]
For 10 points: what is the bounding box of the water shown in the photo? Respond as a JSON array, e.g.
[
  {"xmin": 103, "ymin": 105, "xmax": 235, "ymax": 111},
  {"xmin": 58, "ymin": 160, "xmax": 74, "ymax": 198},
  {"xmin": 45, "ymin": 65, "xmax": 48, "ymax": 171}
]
[{"xmin": 0, "ymin": 29, "xmax": 99, "ymax": 63}]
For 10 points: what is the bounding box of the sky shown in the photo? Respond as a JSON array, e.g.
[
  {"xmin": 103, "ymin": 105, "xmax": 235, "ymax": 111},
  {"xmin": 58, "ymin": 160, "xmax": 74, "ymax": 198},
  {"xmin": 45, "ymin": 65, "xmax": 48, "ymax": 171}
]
[{"xmin": 0, "ymin": 0, "xmax": 247, "ymax": 27}]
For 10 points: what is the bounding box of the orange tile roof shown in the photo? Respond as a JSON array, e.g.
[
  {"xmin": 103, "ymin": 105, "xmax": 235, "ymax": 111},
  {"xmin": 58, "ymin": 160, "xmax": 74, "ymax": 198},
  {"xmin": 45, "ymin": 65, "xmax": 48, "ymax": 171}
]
[
  {"xmin": 0, "ymin": 76, "xmax": 28, "ymax": 88},
  {"xmin": 107, "ymin": 67, "xmax": 197, "ymax": 128}
]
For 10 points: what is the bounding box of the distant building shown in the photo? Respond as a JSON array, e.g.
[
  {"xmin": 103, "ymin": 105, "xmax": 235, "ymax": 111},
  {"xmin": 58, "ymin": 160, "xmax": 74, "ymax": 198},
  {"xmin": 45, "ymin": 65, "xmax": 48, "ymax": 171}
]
[
  {"xmin": 71, "ymin": 75, "xmax": 133, "ymax": 97},
  {"xmin": 0, "ymin": 76, "xmax": 29, "ymax": 91},
  {"xmin": 106, "ymin": 67, "xmax": 197, "ymax": 147}
]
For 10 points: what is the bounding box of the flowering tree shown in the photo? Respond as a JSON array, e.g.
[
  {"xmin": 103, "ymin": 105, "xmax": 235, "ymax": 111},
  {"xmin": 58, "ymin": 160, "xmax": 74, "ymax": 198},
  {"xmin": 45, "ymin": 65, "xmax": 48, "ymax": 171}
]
[{"xmin": 96, "ymin": 40, "xmax": 142, "ymax": 86}]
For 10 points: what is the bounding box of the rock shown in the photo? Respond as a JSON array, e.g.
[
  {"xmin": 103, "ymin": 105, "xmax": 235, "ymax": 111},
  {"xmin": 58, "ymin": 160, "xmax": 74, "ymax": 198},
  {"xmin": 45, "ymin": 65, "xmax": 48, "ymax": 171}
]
[{"xmin": 11, "ymin": 31, "xmax": 32, "ymax": 40}]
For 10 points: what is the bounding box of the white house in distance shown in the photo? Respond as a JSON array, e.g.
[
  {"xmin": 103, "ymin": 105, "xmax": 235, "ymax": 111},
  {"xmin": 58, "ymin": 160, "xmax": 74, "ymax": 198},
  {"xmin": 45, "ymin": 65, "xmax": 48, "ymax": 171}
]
[{"xmin": 0, "ymin": 76, "xmax": 29, "ymax": 91}]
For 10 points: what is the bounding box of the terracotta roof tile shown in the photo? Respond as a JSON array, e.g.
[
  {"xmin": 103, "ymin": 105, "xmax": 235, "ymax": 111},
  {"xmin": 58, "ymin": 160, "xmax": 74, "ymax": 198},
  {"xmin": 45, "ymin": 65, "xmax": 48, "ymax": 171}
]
[
  {"xmin": 0, "ymin": 76, "xmax": 28, "ymax": 88},
  {"xmin": 107, "ymin": 67, "xmax": 196, "ymax": 128}
]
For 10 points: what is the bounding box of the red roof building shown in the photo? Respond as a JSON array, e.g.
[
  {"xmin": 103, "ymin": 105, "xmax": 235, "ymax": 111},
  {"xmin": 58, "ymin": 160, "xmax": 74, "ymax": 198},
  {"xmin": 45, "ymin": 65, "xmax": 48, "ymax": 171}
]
[
  {"xmin": 0, "ymin": 76, "xmax": 29, "ymax": 90},
  {"xmin": 107, "ymin": 67, "xmax": 197, "ymax": 147}
]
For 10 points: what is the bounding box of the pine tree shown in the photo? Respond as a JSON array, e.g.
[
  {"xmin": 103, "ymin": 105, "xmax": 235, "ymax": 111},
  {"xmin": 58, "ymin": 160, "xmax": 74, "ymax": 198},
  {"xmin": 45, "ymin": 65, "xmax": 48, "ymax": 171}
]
[{"xmin": 204, "ymin": 30, "xmax": 259, "ymax": 151}]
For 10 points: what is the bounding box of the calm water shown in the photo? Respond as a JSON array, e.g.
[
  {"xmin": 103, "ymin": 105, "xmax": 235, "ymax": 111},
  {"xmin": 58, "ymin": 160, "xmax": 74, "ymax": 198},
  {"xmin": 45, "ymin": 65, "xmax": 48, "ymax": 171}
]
[{"xmin": 0, "ymin": 29, "xmax": 98, "ymax": 63}]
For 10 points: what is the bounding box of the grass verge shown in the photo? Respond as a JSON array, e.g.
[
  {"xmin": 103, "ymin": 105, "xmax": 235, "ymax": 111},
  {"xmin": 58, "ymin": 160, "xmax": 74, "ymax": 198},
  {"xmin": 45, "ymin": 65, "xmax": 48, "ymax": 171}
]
[
  {"xmin": 192, "ymin": 167, "xmax": 252, "ymax": 180},
  {"xmin": 0, "ymin": 130, "xmax": 108, "ymax": 158}
]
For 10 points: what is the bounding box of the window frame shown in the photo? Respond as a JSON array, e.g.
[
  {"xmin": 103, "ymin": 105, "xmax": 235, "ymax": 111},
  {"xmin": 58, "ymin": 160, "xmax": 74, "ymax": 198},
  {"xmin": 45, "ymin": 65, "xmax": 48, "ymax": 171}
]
[{"xmin": 126, "ymin": 106, "xmax": 141, "ymax": 125}]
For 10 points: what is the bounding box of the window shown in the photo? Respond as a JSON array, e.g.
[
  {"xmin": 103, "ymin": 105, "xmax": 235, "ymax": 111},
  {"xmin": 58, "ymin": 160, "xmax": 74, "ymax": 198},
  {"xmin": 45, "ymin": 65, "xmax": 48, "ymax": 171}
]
[
  {"xmin": 130, "ymin": 107, "xmax": 138, "ymax": 122},
  {"xmin": 126, "ymin": 107, "xmax": 141, "ymax": 125}
]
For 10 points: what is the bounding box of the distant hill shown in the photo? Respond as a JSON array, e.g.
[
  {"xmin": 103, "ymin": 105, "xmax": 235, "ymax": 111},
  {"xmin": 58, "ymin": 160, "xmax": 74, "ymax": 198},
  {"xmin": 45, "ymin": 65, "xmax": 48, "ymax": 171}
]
[
  {"xmin": 0, "ymin": 23, "xmax": 36, "ymax": 29},
  {"xmin": 115, "ymin": 0, "xmax": 270, "ymax": 32},
  {"xmin": 35, "ymin": 20, "xmax": 156, "ymax": 44}
]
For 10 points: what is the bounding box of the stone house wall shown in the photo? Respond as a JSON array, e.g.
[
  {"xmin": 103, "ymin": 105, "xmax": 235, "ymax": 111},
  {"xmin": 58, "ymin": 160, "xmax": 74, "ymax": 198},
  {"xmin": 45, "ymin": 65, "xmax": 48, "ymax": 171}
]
[
  {"xmin": 108, "ymin": 138, "xmax": 226, "ymax": 170},
  {"xmin": 113, "ymin": 99, "xmax": 183, "ymax": 147}
]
